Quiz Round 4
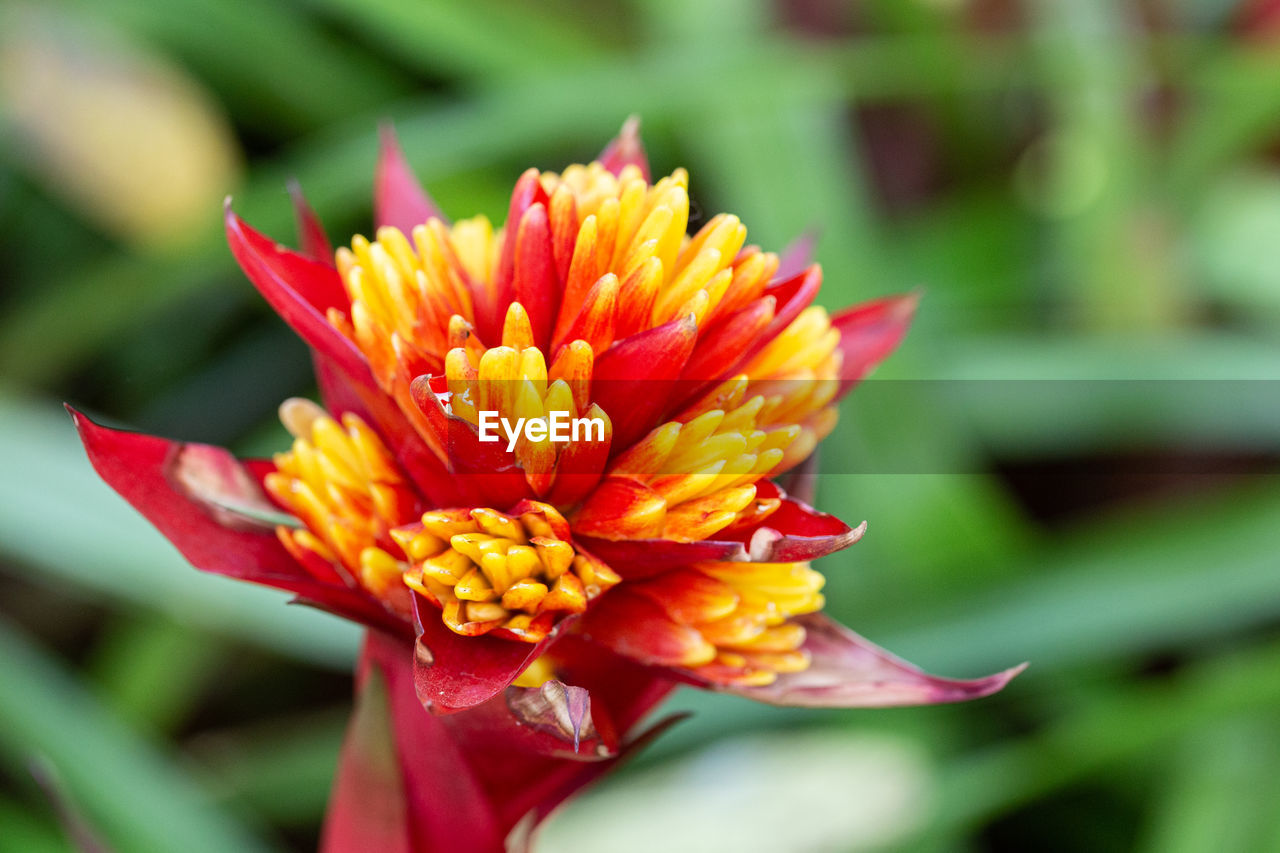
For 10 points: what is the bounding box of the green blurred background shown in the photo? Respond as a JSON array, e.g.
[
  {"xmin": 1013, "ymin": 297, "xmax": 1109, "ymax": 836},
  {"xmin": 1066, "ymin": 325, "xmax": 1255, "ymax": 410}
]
[{"xmin": 2, "ymin": 0, "xmax": 1279, "ymax": 850}]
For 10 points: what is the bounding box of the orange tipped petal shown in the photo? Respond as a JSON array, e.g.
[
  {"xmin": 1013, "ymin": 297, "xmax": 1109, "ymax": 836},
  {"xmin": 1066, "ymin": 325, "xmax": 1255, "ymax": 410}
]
[
  {"xmin": 570, "ymin": 478, "xmax": 666, "ymax": 539},
  {"xmin": 556, "ymin": 273, "xmax": 617, "ymax": 354},
  {"xmin": 512, "ymin": 203, "xmax": 558, "ymax": 352},
  {"xmin": 632, "ymin": 568, "xmax": 740, "ymax": 625},
  {"xmin": 582, "ymin": 592, "xmax": 716, "ymax": 668}
]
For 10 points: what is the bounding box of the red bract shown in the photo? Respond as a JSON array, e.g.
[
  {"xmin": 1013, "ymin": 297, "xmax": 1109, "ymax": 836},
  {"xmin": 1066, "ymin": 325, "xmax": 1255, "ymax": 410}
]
[{"xmin": 73, "ymin": 120, "xmax": 1021, "ymax": 851}]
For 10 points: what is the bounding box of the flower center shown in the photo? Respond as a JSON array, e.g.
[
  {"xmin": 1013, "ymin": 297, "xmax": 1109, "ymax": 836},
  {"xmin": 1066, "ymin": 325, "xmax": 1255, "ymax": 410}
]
[{"xmin": 395, "ymin": 502, "xmax": 619, "ymax": 643}]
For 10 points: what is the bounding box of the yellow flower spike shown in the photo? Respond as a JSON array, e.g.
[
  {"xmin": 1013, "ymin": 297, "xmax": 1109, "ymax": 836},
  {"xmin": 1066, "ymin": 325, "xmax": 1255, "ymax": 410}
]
[
  {"xmin": 517, "ymin": 349, "xmax": 549, "ymax": 398},
  {"xmin": 477, "ymin": 346, "xmax": 519, "ymax": 414},
  {"xmin": 610, "ymin": 179, "xmax": 650, "ymax": 267},
  {"xmin": 677, "ymin": 409, "xmax": 726, "ymax": 445},
  {"xmin": 618, "ymin": 237, "xmax": 658, "ymax": 281},
  {"xmin": 450, "ymin": 217, "xmax": 496, "ymax": 286},
  {"xmin": 702, "ymin": 268, "xmax": 736, "ymax": 314},
  {"xmin": 669, "ymin": 289, "xmax": 706, "ymax": 327},
  {"xmin": 466, "ymin": 601, "xmax": 508, "ymax": 623},
  {"xmin": 517, "ymin": 504, "xmax": 565, "ymax": 538},
  {"xmin": 619, "ymin": 203, "xmax": 672, "ymax": 270},
  {"xmin": 724, "ymin": 622, "xmax": 808, "ymax": 653},
  {"xmin": 446, "ymin": 314, "xmax": 473, "ymax": 351},
  {"xmin": 655, "ymin": 248, "xmax": 720, "ymax": 322},
  {"xmin": 502, "ymin": 302, "xmax": 536, "ymax": 350},
  {"xmin": 609, "ymin": 421, "xmax": 681, "ymax": 477},
  {"xmin": 666, "ymin": 432, "xmax": 749, "ymax": 474},
  {"xmin": 314, "ymin": 442, "xmax": 363, "ymax": 493},
  {"xmin": 542, "ymin": 379, "xmax": 577, "ymax": 422},
  {"xmin": 455, "ymin": 563, "xmax": 494, "ymax": 596},
  {"xmin": 390, "ymin": 527, "xmax": 446, "ymax": 562},
  {"xmin": 654, "ymin": 189, "xmax": 689, "ymax": 273},
  {"xmin": 471, "ymin": 508, "xmax": 525, "ymax": 542},
  {"xmin": 374, "ymin": 225, "xmax": 417, "ymax": 279},
  {"xmin": 484, "ymin": 549, "xmax": 525, "ymax": 592},
  {"xmin": 662, "ymin": 484, "xmax": 757, "ymax": 540},
  {"xmin": 369, "ymin": 246, "xmax": 416, "ymax": 339},
  {"xmin": 504, "ymin": 545, "xmax": 542, "ymax": 584},
  {"xmin": 677, "ymin": 214, "xmax": 731, "ymax": 270},
  {"xmin": 531, "ymin": 538, "xmax": 574, "ymax": 579},
  {"xmin": 422, "ymin": 549, "xmax": 473, "ymax": 585},
  {"xmin": 650, "ymin": 466, "xmax": 728, "ymax": 506},
  {"xmin": 615, "ymin": 255, "xmax": 663, "ymax": 337},
  {"xmin": 278, "ymin": 397, "xmax": 326, "ymax": 439},
  {"xmin": 519, "ymin": 437, "xmax": 558, "ymax": 497},
  {"xmin": 345, "ymin": 415, "xmax": 403, "ymax": 483},
  {"xmin": 710, "ymin": 250, "xmax": 776, "ymax": 323},
  {"xmin": 502, "ymin": 579, "xmax": 550, "ymax": 612},
  {"xmin": 741, "ymin": 650, "xmax": 810, "ymax": 675},
  {"xmin": 449, "ymin": 532, "xmax": 500, "ymax": 564},
  {"xmin": 696, "ymin": 613, "xmax": 768, "ymax": 647},
  {"xmin": 419, "ymin": 510, "xmax": 480, "ymax": 538},
  {"xmin": 540, "ymin": 572, "xmax": 587, "ymax": 613},
  {"xmin": 359, "ymin": 546, "xmax": 406, "ymax": 597},
  {"xmin": 547, "ymin": 340, "xmax": 593, "ymax": 414},
  {"xmin": 558, "ymin": 215, "xmax": 599, "ymax": 323},
  {"xmin": 592, "ymin": 197, "xmax": 620, "ymax": 282},
  {"xmin": 574, "ymin": 555, "xmax": 621, "ymax": 592},
  {"xmin": 717, "ymin": 395, "xmax": 765, "ymax": 433},
  {"xmin": 512, "ymin": 378, "xmax": 545, "ymax": 423}
]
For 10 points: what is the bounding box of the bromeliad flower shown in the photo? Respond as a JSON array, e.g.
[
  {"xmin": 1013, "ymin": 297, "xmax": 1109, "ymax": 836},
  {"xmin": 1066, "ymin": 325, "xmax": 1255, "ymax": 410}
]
[{"xmin": 72, "ymin": 119, "xmax": 1022, "ymax": 852}]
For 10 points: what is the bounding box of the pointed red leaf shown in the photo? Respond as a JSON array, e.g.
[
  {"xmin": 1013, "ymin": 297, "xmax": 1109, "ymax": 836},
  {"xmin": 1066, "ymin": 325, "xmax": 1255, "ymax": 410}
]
[
  {"xmin": 411, "ymin": 593, "xmax": 567, "ymax": 713},
  {"xmin": 375, "ymin": 124, "xmax": 445, "ymax": 233},
  {"xmin": 711, "ymin": 613, "xmax": 1026, "ymax": 708},
  {"xmin": 774, "ymin": 229, "xmax": 819, "ymax": 281},
  {"xmin": 224, "ymin": 204, "xmax": 365, "ymax": 381},
  {"xmin": 69, "ymin": 409, "xmax": 404, "ymax": 634},
  {"xmin": 718, "ymin": 480, "xmax": 868, "ymax": 563},
  {"xmin": 592, "ymin": 314, "xmax": 697, "ymax": 450},
  {"xmin": 680, "ymin": 295, "xmax": 775, "ymax": 382},
  {"xmin": 598, "ymin": 116, "xmax": 650, "ymax": 181},
  {"xmin": 832, "ymin": 292, "xmax": 918, "ymax": 397},
  {"xmin": 288, "ymin": 180, "xmax": 333, "ymax": 263},
  {"xmin": 759, "ymin": 264, "xmax": 823, "ymax": 347},
  {"xmin": 407, "ymin": 374, "xmax": 533, "ymax": 509}
]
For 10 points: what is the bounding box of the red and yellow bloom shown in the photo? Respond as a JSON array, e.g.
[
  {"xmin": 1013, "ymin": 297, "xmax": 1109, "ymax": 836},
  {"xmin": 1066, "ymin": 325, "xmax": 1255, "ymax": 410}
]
[{"xmin": 72, "ymin": 120, "xmax": 1021, "ymax": 852}]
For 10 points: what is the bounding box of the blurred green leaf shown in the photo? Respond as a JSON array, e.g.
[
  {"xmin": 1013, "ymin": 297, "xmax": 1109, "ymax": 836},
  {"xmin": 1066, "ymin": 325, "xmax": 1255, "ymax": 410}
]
[
  {"xmin": 1138, "ymin": 717, "xmax": 1280, "ymax": 853},
  {"xmin": 0, "ymin": 616, "xmax": 273, "ymax": 853},
  {"xmin": 0, "ymin": 798, "xmax": 71, "ymax": 853},
  {"xmin": 62, "ymin": 0, "xmax": 409, "ymax": 132},
  {"xmin": 921, "ymin": 638, "xmax": 1280, "ymax": 841},
  {"xmin": 88, "ymin": 614, "xmax": 224, "ymax": 734},
  {"xmin": 300, "ymin": 0, "xmax": 610, "ymax": 79}
]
